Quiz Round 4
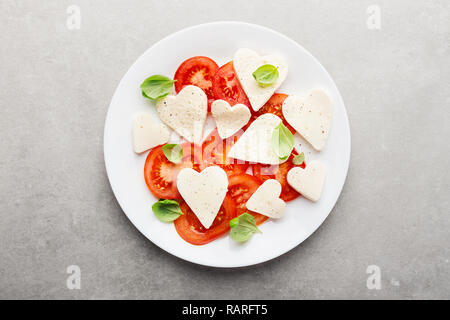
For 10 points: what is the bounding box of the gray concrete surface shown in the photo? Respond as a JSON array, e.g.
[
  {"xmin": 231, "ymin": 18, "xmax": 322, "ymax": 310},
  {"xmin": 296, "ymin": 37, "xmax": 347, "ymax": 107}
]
[{"xmin": 0, "ymin": 0, "xmax": 449, "ymax": 300}]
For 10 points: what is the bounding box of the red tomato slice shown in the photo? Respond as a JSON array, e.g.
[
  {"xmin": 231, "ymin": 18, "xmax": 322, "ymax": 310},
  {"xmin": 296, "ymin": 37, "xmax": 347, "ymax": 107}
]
[
  {"xmin": 212, "ymin": 62, "xmax": 250, "ymax": 107},
  {"xmin": 144, "ymin": 143, "xmax": 203, "ymax": 199},
  {"xmin": 228, "ymin": 174, "xmax": 268, "ymax": 225},
  {"xmin": 174, "ymin": 195, "xmax": 237, "ymax": 245},
  {"xmin": 174, "ymin": 56, "xmax": 219, "ymax": 110},
  {"xmin": 202, "ymin": 129, "xmax": 248, "ymax": 176},
  {"xmin": 246, "ymin": 93, "xmax": 295, "ymax": 133},
  {"xmin": 252, "ymin": 149, "xmax": 306, "ymax": 202}
]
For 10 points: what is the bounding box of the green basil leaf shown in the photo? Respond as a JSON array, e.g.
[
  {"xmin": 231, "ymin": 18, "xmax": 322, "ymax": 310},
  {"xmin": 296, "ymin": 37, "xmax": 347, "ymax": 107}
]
[
  {"xmin": 229, "ymin": 216, "xmax": 240, "ymax": 229},
  {"xmin": 292, "ymin": 152, "xmax": 305, "ymax": 165},
  {"xmin": 230, "ymin": 225, "xmax": 256, "ymax": 242},
  {"xmin": 162, "ymin": 144, "xmax": 183, "ymax": 164},
  {"xmin": 140, "ymin": 75, "xmax": 175, "ymax": 100},
  {"xmin": 272, "ymin": 123, "xmax": 294, "ymax": 160},
  {"xmin": 152, "ymin": 199, "xmax": 183, "ymax": 223},
  {"xmin": 229, "ymin": 213, "xmax": 262, "ymax": 243},
  {"xmin": 252, "ymin": 64, "xmax": 279, "ymax": 87},
  {"xmin": 239, "ymin": 213, "xmax": 263, "ymax": 234}
]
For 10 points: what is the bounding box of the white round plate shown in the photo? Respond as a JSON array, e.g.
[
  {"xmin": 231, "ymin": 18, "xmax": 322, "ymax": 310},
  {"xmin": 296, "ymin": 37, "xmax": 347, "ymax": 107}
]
[{"xmin": 104, "ymin": 21, "xmax": 350, "ymax": 268}]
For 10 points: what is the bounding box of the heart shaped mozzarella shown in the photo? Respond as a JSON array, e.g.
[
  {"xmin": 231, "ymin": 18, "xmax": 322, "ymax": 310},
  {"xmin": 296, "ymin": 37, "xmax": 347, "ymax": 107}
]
[
  {"xmin": 287, "ymin": 161, "xmax": 327, "ymax": 202},
  {"xmin": 156, "ymin": 85, "xmax": 207, "ymax": 145},
  {"xmin": 211, "ymin": 100, "xmax": 251, "ymax": 139},
  {"xmin": 234, "ymin": 48, "xmax": 288, "ymax": 112},
  {"xmin": 228, "ymin": 113, "xmax": 286, "ymax": 165},
  {"xmin": 133, "ymin": 112, "xmax": 171, "ymax": 153},
  {"xmin": 283, "ymin": 90, "xmax": 333, "ymax": 151},
  {"xmin": 177, "ymin": 166, "xmax": 228, "ymax": 229},
  {"xmin": 246, "ymin": 179, "xmax": 286, "ymax": 219}
]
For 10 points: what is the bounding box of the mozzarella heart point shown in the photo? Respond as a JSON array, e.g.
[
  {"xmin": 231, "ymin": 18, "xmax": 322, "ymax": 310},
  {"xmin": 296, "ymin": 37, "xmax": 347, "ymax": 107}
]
[
  {"xmin": 246, "ymin": 179, "xmax": 286, "ymax": 219},
  {"xmin": 211, "ymin": 100, "xmax": 251, "ymax": 139},
  {"xmin": 287, "ymin": 161, "xmax": 327, "ymax": 202},
  {"xmin": 283, "ymin": 90, "xmax": 333, "ymax": 151},
  {"xmin": 133, "ymin": 112, "xmax": 171, "ymax": 153},
  {"xmin": 177, "ymin": 166, "xmax": 228, "ymax": 229},
  {"xmin": 156, "ymin": 85, "xmax": 207, "ymax": 144},
  {"xmin": 228, "ymin": 113, "xmax": 286, "ymax": 165},
  {"xmin": 234, "ymin": 48, "xmax": 288, "ymax": 112}
]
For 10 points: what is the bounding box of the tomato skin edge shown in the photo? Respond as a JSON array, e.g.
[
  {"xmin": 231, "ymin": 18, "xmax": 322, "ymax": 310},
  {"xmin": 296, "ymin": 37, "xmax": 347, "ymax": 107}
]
[
  {"xmin": 174, "ymin": 56, "xmax": 219, "ymax": 111},
  {"xmin": 143, "ymin": 143, "xmax": 203, "ymax": 200},
  {"xmin": 174, "ymin": 195, "xmax": 237, "ymax": 246},
  {"xmin": 212, "ymin": 61, "xmax": 250, "ymax": 108},
  {"xmin": 143, "ymin": 145, "xmax": 179, "ymax": 199}
]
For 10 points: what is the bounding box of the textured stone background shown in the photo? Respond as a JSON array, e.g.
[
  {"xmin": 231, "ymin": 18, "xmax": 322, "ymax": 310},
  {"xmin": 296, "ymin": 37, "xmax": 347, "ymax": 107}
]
[{"xmin": 0, "ymin": 0, "xmax": 449, "ymax": 299}]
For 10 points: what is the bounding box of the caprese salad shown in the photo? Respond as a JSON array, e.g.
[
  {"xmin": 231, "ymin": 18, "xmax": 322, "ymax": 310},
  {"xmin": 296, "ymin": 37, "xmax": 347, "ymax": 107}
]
[{"xmin": 132, "ymin": 49, "xmax": 333, "ymax": 245}]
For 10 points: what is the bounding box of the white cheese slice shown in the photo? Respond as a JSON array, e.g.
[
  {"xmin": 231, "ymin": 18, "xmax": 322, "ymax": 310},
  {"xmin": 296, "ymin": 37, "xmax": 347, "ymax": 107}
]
[
  {"xmin": 282, "ymin": 90, "xmax": 333, "ymax": 151},
  {"xmin": 228, "ymin": 113, "xmax": 286, "ymax": 165},
  {"xmin": 177, "ymin": 166, "xmax": 228, "ymax": 229},
  {"xmin": 132, "ymin": 112, "xmax": 171, "ymax": 153},
  {"xmin": 287, "ymin": 161, "xmax": 327, "ymax": 202},
  {"xmin": 246, "ymin": 179, "xmax": 286, "ymax": 219},
  {"xmin": 156, "ymin": 85, "xmax": 207, "ymax": 145},
  {"xmin": 233, "ymin": 48, "xmax": 288, "ymax": 112},
  {"xmin": 211, "ymin": 100, "xmax": 251, "ymax": 139}
]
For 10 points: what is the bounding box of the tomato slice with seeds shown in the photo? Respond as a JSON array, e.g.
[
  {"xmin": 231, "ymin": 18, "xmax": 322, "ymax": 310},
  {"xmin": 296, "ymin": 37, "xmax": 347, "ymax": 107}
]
[
  {"xmin": 144, "ymin": 143, "xmax": 203, "ymax": 200},
  {"xmin": 252, "ymin": 149, "xmax": 306, "ymax": 202},
  {"xmin": 202, "ymin": 128, "xmax": 248, "ymax": 176},
  {"xmin": 246, "ymin": 93, "xmax": 295, "ymax": 133},
  {"xmin": 174, "ymin": 195, "xmax": 237, "ymax": 245},
  {"xmin": 174, "ymin": 56, "xmax": 219, "ymax": 110},
  {"xmin": 212, "ymin": 62, "xmax": 250, "ymax": 107},
  {"xmin": 228, "ymin": 174, "xmax": 268, "ymax": 225}
]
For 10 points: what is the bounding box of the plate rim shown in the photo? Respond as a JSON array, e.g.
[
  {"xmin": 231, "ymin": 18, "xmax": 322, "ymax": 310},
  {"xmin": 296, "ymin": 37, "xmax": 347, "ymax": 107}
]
[{"xmin": 104, "ymin": 21, "xmax": 351, "ymax": 268}]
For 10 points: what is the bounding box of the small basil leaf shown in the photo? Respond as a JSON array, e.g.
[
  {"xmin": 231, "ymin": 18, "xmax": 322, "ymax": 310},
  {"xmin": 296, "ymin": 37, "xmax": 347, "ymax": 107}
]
[
  {"xmin": 292, "ymin": 152, "xmax": 305, "ymax": 165},
  {"xmin": 230, "ymin": 226, "xmax": 256, "ymax": 242},
  {"xmin": 238, "ymin": 213, "xmax": 263, "ymax": 234},
  {"xmin": 140, "ymin": 75, "xmax": 175, "ymax": 100},
  {"xmin": 229, "ymin": 213, "xmax": 262, "ymax": 243},
  {"xmin": 162, "ymin": 144, "xmax": 183, "ymax": 164},
  {"xmin": 272, "ymin": 123, "xmax": 294, "ymax": 160},
  {"xmin": 252, "ymin": 64, "xmax": 279, "ymax": 87},
  {"xmin": 152, "ymin": 199, "xmax": 183, "ymax": 223},
  {"xmin": 229, "ymin": 217, "xmax": 240, "ymax": 229}
]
